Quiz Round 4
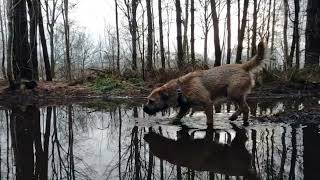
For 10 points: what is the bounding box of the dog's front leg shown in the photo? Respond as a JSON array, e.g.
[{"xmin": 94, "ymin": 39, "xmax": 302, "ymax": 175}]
[
  {"xmin": 205, "ymin": 104, "xmax": 214, "ymax": 126},
  {"xmin": 173, "ymin": 106, "xmax": 190, "ymax": 123}
]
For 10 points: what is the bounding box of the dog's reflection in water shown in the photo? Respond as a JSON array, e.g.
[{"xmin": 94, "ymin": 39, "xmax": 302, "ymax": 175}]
[{"xmin": 144, "ymin": 124, "xmax": 259, "ymax": 180}]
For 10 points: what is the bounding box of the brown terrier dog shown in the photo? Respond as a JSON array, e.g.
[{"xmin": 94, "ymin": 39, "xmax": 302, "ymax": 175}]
[{"xmin": 143, "ymin": 42, "xmax": 265, "ymax": 125}]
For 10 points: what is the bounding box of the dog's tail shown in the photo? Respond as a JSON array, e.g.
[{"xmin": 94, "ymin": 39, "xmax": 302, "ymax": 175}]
[{"xmin": 242, "ymin": 41, "xmax": 265, "ymax": 72}]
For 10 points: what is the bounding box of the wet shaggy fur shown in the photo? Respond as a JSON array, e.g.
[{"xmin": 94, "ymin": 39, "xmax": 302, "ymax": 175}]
[{"xmin": 143, "ymin": 42, "xmax": 265, "ymax": 125}]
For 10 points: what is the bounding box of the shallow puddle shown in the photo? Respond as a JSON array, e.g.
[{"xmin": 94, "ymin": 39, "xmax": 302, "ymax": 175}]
[{"xmin": 0, "ymin": 97, "xmax": 319, "ymax": 180}]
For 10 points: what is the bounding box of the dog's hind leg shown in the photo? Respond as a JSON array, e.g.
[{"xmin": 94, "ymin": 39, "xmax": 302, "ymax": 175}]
[{"xmin": 229, "ymin": 96, "xmax": 249, "ymax": 122}]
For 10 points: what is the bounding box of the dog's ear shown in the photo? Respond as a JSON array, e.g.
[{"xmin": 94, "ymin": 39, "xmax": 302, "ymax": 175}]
[{"xmin": 160, "ymin": 92, "xmax": 169, "ymax": 100}]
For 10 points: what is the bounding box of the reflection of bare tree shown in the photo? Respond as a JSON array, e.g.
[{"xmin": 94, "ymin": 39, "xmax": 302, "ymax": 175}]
[
  {"xmin": 266, "ymin": 129, "xmax": 270, "ymax": 180},
  {"xmin": 251, "ymin": 129, "xmax": 257, "ymax": 173},
  {"xmin": 159, "ymin": 127, "xmax": 164, "ymax": 180},
  {"xmin": 147, "ymin": 127, "xmax": 154, "ymax": 180},
  {"xmin": 10, "ymin": 106, "xmax": 37, "ymax": 180},
  {"xmin": 5, "ymin": 110, "xmax": 10, "ymax": 180},
  {"xmin": 303, "ymin": 125, "xmax": 320, "ymax": 180},
  {"xmin": 278, "ymin": 127, "xmax": 287, "ymax": 180},
  {"xmin": 270, "ymin": 129, "xmax": 275, "ymax": 179},
  {"xmin": 289, "ymin": 125, "xmax": 297, "ymax": 180},
  {"xmin": 118, "ymin": 107, "xmax": 122, "ymax": 180},
  {"xmin": 67, "ymin": 105, "xmax": 75, "ymax": 180}
]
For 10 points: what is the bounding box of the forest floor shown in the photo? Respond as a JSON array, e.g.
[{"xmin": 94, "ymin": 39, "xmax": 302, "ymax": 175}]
[
  {"xmin": 0, "ymin": 67, "xmax": 319, "ymax": 107},
  {"xmin": 0, "ymin": 77, "xmax": 319, "ymax": 107}
]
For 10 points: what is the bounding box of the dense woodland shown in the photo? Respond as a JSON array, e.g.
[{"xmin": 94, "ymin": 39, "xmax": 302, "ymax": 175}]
[{"xmin": 0, "ymin": 0, "xmax": 319, "ymax": 87}]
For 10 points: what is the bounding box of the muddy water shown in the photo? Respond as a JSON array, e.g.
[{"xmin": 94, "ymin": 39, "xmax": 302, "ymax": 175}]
[{"xmin": 0, "ymin": 97, "xmax": 319, "ymax": 180}]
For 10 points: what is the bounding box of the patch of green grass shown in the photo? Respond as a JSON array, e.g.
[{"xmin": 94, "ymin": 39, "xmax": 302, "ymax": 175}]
[
  {"xmin": 127, "ymin": 77, "xmax": 144, "ymax": 86},
  {"xmin": 90, "ymin": 75, "xmax": 126, "ymax": 93}
]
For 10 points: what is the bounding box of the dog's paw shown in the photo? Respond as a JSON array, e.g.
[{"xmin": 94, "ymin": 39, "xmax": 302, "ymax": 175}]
[
  {"xmin": 229, "ymin": 115, "xmax": 238, "ymax": 121},
  {"xmin": 243, "ymin": 121, "xmax": 249, "ymax": 127}
]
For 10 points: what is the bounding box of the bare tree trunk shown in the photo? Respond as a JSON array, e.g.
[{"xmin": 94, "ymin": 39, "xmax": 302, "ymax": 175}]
[
  {"xmin": 237, "ymin": 0, "xmax": 240, "ymax": 36},
  {"xmin": 27, "ymin": 0, "xmax": 39, "ymax": 80},
  {"xmin": 6, "ymin": 0, "xmax": 13, "ymax": 82},
  {"xmin": 45, "ymin": 0, "xmax": 58, "ymax": 78},
  {"xmin": 226, "ymin": 0, "xmax": 231, "ymax": 64},
  {"xmin": 210, "ymin": 0, "xmax": 222, "ymax": 66},
  {"xmin": 200, "ymin": 0, "xmax": 210, "ymax": 66},
  {"xmin": 12, "ymin": 0, "xmax": 33, "ymax": 81},
  {"xmin": 63, "ymin": 0, "xmax": 71, "ymax": 80},
  {"xmin": 266, "ymin": 0, "xmax": 272, "ymax": 44},
  {"xmin": 283, "ymin": 0, "xmax": 289, "ymax": 70},
  {"xmin": 190, "ymin": 0, "xmax": 195, "ymax": 66},
  {"xmin": 158, "ymin": 0, "xmax": 165, "ymax": 69},
  {"xmin": 37, "ymin": 0, "xmax": 51, "ymax": 81},
  {"xmin": 166, "ymin": 4, "xmax": 171, "ymax": 69},
  {"xmin": 295, "ymin": 0, "xmax": 300, "ymax": 69},
  {"xmin": 288, "ymin": 0, "xmax": 300, "ymax": 69},
  {"xmin": 146, "ymin": 0, "xmax": 153, "ymax": 72},
  {"xmin": 131, "ymin": 0, "xmax": 138, "ymax": 71},
  {"xmin": 251, "ymin": 0, "xmax": 257, "ymax": 57},
  {"xmin": 270, "ymin": 0, "xmax": 276, "ymax": 57},
  {"xmin": 175, "ymin": 0, "xmax": 184, "ymax": 69},
  {"xmin": 235, "ymin": 0, "xmax": 249, "ymax": 64},
  {"xmin": 0, "ymin": 3, "xmax": 6, "ymax": 79},
  {"xmin": 115, "ymin": 0, "xmax": 120, "ymax": 73},
  {"xmin": 305, "ymin": 0, "xmax": 320, "ymax": 66},
  {"xmin": 183, "ymin": 0, "xmax": 189, "ymax": 60}
]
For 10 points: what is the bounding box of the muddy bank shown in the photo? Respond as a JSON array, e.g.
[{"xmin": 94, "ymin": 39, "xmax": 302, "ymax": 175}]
[{"xmin": 0, "ymin": 80, "xmax": 319, "ymax": 107}]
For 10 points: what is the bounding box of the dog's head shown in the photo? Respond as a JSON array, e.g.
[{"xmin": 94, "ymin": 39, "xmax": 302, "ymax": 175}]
[{"xmin": 143, "ymin": 81, "xmax": 181, "ymax": 115}]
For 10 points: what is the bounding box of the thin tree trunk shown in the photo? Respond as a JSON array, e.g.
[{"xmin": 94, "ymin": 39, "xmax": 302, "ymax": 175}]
[
  {"xmin": 45, "ymin": 0, "xmax": 57, "ymax": 78},
  {"xmin": 283, "ymin": 0, "xmax": 289, "ymax": 70},
  {"xmin": 294, "ymin": 0, "xmax": 300, "ymax": 69},
  {"xmin": 146, "ymin": 0, "xmax": 153, "ymax": 72},
  {"xmin": 158, "ymin": 0, "xmax": 165, "ymax": 69},
  {"xmin": 235, "ymin": 0, "xmax": 249, "ymax": 64},
  {"xmin": 6, "ymin": 0, "xmax": 13, "ymax": 82},
  {"xmin": 27, "ymin": 0, "xmax": 39, "ymax": 80},
  {"xmin": 190, "ymin": 0, "xmax": 195, "ymax": 66},
  {"xmin": 166, "ymin": 4, "xmax": 171, "ymax": 69},
  {"xmin": 131, "ymin": 0, "xmax": 138, "ymax": 71},
  {"xmin": 210, "ymin": 0, "xmax": 222, "ymax": 66},
  {"xmin": 270, "ymin": 0, "xmax": 276, "ymax": 58},
  {"xmin": 289, "ymin": 0, "xmax": 299, "ymax": 69},
  {"xmin": 115, "ymin": 0, "xmax": 120, "ymax": 73},
  {"xmin": 37, "ymin": 0, "xmax": 51, "ymax": 81},
  {"xmin": 266, "ymin": 0, "xmax": 272, "ymax": 44},
  {"xmin": 63, "ymin": 0, "xmax": 71, "ymax": 80},
  {"xmin": 251, "ymin": 0, "xmax": 257, "ymax": 57},
  {"xmin": 0, "ymin": 3, "xmax": 6, "ymax": 79},
  {"xmin": 175, "ymin": 0, "xmax": 184, "ymax": 69},
  {"xmin": 183, "ymin": 0, "xmax": 189, "ymax": 60},
  {"xmin": 226, "ymin": 0, "xmax": 231, "ymax": 64},
  {"xmin": 204, "ymin": 31, "xmax": 208, "ymax": 65}
]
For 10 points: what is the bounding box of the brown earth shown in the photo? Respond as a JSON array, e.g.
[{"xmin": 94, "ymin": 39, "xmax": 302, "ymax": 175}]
[{"xmin": 0, "ymin": 79, "xmax": 319, "ymax": 108}]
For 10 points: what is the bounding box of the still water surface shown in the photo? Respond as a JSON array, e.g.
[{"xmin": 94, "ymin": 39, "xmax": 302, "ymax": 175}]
[{"xmin": 0, "ymin": 97, "xmax": 319, "ymax": 180}]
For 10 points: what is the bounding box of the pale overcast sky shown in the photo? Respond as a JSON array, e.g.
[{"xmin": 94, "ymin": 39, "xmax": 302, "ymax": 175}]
[{"xmin": 70, "ymin": 0, "xmax": 269, "ymax": 63}]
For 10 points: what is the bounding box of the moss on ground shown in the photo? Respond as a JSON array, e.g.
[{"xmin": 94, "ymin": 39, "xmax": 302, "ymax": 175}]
[{"xmin": 89, "ymin": 75, "xmax": 145, "ymax": 93}]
